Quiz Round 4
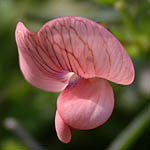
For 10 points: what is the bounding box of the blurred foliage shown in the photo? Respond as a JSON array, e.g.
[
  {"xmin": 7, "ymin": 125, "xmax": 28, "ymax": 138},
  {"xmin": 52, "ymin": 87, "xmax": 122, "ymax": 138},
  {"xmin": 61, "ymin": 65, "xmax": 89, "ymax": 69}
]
[
  {"xmin": 1, "ymin": 139, "xmax": 28, "ymax": 150},
  {"xmin": 0, "ymin": 0, "xmax": 150, "ymax": 150},
  {"xmin": 94, "ymin": 0, "xmax": 118, "ymax": 5}
]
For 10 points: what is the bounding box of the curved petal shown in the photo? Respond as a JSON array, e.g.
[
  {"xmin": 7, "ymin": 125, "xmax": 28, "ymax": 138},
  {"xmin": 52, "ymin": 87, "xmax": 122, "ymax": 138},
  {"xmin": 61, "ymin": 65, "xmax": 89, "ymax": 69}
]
[
  {"xmin": 57, "ymin": 78, "xmax": 114, "ymax": 130},
  {"xmin": 55, "ymin": 111, "xmax": 71, "ymax": 143},
  {"xmin": 15, "ymin": 22, "xmax": 73, "ymax": 92},
  {"xmin": 38, "ymin": 16, "xmax": 134, "ymax": 85}
]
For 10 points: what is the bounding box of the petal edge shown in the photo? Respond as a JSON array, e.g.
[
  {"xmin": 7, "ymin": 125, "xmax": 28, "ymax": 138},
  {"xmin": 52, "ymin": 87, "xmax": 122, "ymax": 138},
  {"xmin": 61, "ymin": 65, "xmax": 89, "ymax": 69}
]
[{"xmin": 55, "ymin": 111, "xmax": 71, "ymax": 143}]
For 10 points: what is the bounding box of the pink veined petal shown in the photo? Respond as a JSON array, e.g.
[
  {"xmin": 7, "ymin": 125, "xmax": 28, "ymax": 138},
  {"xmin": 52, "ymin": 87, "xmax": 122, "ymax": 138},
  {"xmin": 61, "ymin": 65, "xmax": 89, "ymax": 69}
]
[
  {"xmin": 57, "ymin": 78, "xmax": 114, "ymax": 130},
  {"xmin": 15, "ymin": 22, "xmax": 73, "ymax": 92},
  {"xmin": 38, "ymin": 16, "xmax": 134, "ymax": 85},
  {"xmin": 55, "ymin": 111, "xmax": 71, "ymax": 143}
]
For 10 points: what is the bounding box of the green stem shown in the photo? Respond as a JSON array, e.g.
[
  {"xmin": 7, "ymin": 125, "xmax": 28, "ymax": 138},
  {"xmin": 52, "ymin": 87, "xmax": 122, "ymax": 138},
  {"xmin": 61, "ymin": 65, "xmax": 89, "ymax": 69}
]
[{"xmin": 106, "ymin": 105, "xmax": 150, "ymax": 150}]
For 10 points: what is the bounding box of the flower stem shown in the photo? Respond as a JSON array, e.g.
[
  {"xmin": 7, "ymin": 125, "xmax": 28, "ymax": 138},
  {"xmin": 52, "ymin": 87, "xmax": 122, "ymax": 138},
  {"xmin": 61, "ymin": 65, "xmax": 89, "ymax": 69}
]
[
  {"xmin": 106, "ymin": 104, "xmax": 150, "ymax": 150},
  {"xmin": 4, "ymin": 118, "xmax": 45, "ymax": 150}
]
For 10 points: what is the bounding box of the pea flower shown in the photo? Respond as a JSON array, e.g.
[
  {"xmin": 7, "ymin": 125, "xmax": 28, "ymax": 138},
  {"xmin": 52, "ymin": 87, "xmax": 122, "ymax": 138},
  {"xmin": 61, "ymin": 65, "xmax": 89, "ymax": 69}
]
[{"xmin": 15, "ymin": 16, "xmax": 134, "ymax": 143}]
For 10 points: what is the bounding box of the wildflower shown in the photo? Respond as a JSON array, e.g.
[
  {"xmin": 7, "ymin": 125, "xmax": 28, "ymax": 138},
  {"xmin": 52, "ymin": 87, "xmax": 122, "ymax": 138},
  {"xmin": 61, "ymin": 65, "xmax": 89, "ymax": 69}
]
[{"xmin": 15, "ymin": 16, "xmax": 134, "ymax": 143}]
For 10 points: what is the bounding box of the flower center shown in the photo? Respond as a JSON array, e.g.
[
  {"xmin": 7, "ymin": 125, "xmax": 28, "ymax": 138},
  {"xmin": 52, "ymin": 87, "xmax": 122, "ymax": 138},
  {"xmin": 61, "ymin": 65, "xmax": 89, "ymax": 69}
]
[{"xmin": 69, "ymin": 73, "xmax": 80, "ymax": 84}]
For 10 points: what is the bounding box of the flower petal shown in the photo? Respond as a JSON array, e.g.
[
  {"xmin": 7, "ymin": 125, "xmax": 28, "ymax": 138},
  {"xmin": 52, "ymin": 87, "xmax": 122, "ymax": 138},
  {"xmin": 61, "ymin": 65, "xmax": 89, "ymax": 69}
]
[
  {"xmin": 38, "ymin": 16, "xmax": 134, "ymax": 85},
  {"xmin": 15, "ymin": 22, "xmax": 73, "ymax": 92},
  {"xmin": 55, "ymin": 110, "xmax": 71, "ymax": 143},
  {"xmin": 57, "ymin": 78, "xmax": 114, "ymax": 130}
]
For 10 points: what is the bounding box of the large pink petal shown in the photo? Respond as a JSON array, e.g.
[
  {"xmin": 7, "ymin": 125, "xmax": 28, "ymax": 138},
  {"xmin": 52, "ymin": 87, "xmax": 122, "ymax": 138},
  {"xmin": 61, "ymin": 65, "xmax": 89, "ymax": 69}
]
[
  {"xmin": 57, "ymin": 78, "xmax": 114, "ymax": 130},
  {"xmin": 38, "ymin": 16, "xmax": 134, "ymax": 85},
  {"xmin": 55, "ymin": 111, "xmax": 71, "ymax": 143},
  {"xmin": 15, "ymin": 22, "xmax": 73, "ymax": 92}
]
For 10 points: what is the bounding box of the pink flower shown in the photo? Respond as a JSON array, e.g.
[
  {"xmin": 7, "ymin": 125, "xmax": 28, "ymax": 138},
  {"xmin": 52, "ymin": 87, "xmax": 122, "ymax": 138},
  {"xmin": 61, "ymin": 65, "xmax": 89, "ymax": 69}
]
[{"xmin": 15, "ymin": 16, "xmax": 134, "ymax": 143}]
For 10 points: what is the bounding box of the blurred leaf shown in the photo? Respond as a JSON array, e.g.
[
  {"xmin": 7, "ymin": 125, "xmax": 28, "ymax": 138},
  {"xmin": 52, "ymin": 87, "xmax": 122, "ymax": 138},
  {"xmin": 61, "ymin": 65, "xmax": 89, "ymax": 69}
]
[
  {"xmin": 135, "ymin": 1, "xmax": 150, "ymax": 37},
  {"xmin": 94, "ymin": 0, "xmax": 118, "ymax": 5},
  {"xmin": 1, "ymin": 139, "xmax": 28, "ymax": 150},
  {"xmin": 107, "ymin": 105, "xmax": 150, "ymax": 150}
]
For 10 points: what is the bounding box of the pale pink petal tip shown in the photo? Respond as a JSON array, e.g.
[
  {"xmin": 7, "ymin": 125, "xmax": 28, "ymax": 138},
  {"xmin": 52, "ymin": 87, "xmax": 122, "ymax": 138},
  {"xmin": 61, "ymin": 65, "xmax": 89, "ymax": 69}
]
[
  {"xmin": 15, "ymin": 22, "xmax": 31, "ymax": 40},
  {"xmin": 55, "ymin": 111, "xmax": 71, "ymax": 143},
  {"xmin": 57, "ymin": 78, "xmax": 114, "ymax": 130}
]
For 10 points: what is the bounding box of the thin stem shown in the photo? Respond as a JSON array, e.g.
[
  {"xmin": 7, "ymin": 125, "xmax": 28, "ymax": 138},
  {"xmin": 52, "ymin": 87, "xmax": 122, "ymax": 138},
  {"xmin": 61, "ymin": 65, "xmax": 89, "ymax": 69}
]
[
  {"xmin": 4, "ymin": 118, "xmax": 45, "ymax": 150},
  {"xmin": 106, "ymin": 104, "xmax": 150, "ymax": 150}
]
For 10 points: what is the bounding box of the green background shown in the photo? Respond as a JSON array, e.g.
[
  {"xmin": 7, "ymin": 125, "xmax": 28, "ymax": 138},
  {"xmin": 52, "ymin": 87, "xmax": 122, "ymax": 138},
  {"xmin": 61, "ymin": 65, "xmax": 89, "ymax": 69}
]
[{"xmin": 0, "ymin": 0, "xmax": 150, "ymax": 149}]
